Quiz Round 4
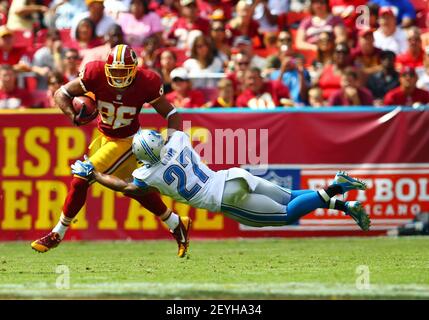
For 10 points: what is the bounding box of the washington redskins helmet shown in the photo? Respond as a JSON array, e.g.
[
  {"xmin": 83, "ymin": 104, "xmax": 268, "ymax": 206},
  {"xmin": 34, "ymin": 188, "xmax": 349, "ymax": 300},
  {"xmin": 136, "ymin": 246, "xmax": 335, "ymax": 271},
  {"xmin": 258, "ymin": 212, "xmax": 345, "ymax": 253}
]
[{"xmin": 105, "ymin": 44, "xmax": 138, "ymax": 88}]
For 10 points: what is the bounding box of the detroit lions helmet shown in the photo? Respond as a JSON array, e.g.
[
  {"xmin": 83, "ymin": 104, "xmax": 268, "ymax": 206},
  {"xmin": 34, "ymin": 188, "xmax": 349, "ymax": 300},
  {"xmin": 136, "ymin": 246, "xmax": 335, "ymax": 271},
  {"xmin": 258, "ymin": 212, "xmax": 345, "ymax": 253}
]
[{"xmin": 132, "ymin": 129, "xmax": 164, "ymax": 164}]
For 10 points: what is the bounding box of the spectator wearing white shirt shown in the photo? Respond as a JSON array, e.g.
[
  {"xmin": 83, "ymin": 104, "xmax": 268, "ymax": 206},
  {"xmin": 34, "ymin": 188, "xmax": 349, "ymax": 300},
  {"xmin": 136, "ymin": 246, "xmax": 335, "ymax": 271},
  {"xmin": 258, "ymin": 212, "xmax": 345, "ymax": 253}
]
[
  {"xmin": 183, "ymin": 35, "xmax": 224, "ymax": 88},
  {"xmin": 373, "ymin": 7, "xmax": 408, "ymax": 55},
  {"xmin": 251, "ymin": 0, "xmax": 289, "ymax": 33},
  {"xmin": 70, "ymin": 0, "xmax": 116, "ymax": 39},
  {"xmin": 103, "ymin": 0, "xmax": 131, "ymax": 20},
  {"xmin": 417, "ymin": 46, "xmax": 429, "ymax": 91},
  {"xmin": 32, "ymin": 29, "xmax": 63, "ymax": 89},
  {"xmin": 45, "ymin": 0, "xmax": 87, "ymax": 30}
]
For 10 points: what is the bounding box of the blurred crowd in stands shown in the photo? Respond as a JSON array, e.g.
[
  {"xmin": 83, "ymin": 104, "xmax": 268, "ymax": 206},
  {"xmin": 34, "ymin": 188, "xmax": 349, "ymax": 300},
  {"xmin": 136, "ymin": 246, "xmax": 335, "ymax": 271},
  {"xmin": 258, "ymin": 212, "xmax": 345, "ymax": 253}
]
[{"xmin": 0, "ymin": 0, "xmax": 429, "ymax": 110}]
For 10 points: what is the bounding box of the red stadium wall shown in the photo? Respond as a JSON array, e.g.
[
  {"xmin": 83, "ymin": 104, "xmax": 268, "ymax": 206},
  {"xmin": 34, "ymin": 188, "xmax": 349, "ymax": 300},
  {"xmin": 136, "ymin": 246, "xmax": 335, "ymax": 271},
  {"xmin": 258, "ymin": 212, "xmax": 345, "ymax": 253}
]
[{"xmin": 0, "ymin": 108, "xmax": 428, "ymax": 240}]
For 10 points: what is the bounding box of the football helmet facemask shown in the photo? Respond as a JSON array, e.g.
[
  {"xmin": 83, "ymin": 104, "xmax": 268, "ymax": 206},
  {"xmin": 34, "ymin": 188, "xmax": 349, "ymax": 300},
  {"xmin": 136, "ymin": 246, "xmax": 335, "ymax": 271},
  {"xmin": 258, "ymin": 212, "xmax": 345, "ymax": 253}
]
[{"xmin": 105, "ymin": 44, "xmax": 138, "ymax": 88}]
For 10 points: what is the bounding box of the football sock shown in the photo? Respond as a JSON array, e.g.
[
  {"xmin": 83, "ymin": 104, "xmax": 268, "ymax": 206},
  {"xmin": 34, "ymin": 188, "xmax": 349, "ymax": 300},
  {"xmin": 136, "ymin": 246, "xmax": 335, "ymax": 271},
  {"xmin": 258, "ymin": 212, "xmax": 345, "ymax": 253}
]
[
  {"xmin": 333, "ymin": 199, "xmax": 347, "ymax": 212},
  {"xmin": 290, "ymin": 189, "xmax": 316, "ymax": 200},
  {"xmin": 127, "ymin": 191, "xmax": 167, "ymax": 216},
  {"xmin": 52, "ymin": 213, "xmax": 73, "ymax": 239},
  {"xmin": 162, "ymin": 212, "xmax": 180, "ymax": 230},
  {"xmin": 286, "ymin": 191, "xmax": 329, "ymax": 224},
  {"xmin": 325, "ymin": 185, "xmax": 343, "ymax": 198},
  {"xmin": 63, "ymin": 176, "xmax": 90, "ymax": 218}
]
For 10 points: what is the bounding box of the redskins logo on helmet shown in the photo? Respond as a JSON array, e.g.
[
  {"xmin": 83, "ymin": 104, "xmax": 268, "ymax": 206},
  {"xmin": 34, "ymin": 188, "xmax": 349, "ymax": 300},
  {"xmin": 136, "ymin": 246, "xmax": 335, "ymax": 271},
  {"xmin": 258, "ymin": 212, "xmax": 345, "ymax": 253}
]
[{"xmin": 105, "ymin": 44, "xmax": 138, "ymax": 88}]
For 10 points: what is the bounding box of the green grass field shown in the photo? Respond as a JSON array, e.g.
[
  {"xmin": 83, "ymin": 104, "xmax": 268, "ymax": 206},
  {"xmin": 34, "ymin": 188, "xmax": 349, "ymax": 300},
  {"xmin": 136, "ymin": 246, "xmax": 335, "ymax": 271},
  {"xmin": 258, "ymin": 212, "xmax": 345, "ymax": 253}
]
[{"xmin": 0, "ymin": 237, "xmax": 428, "ymax": 299}]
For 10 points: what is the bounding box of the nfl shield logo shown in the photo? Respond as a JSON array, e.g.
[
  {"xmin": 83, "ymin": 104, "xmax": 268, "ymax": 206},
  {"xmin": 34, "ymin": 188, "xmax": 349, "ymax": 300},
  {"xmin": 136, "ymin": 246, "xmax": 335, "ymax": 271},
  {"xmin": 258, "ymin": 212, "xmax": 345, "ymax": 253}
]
[{"xmin": 116, "ymin": 94, "xmax": 122, "ymax": 100}]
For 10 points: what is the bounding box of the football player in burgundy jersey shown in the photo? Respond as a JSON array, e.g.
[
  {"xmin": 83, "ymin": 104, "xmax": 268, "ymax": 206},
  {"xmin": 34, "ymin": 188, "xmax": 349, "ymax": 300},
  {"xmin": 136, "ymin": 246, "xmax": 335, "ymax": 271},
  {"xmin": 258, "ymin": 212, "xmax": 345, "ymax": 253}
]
[{"xmin": 31, "ymin": 44, "xmax": 192, "ymax": 258}]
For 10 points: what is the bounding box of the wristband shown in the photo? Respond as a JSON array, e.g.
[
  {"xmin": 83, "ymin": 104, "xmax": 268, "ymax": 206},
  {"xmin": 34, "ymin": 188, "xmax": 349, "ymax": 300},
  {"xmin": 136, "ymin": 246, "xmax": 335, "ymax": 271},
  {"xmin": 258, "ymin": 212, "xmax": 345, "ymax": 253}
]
[
  {"xmin": 166, "ymin": 108, "xmax": 177, "ymax": 120},
  {"xmin": 60, "ymin": 85, "xmax": 73, "ymax": 99}
]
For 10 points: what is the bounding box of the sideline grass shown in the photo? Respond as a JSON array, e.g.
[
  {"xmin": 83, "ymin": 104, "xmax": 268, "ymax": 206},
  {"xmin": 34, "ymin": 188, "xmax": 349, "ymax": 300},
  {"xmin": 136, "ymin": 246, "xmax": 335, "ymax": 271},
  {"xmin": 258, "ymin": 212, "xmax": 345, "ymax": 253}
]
[{"xmin": 0, "ymin": 237, "xmax": 428, "ymax": 299}]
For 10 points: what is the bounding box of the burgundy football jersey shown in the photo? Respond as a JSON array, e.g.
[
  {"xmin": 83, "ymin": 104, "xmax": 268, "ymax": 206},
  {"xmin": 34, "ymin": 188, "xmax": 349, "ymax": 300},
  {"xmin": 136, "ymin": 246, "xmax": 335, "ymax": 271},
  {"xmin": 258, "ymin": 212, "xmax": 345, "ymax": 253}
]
[{"xmin": 80, "ymin": 61, "xmax": 163, "ymax": 138}]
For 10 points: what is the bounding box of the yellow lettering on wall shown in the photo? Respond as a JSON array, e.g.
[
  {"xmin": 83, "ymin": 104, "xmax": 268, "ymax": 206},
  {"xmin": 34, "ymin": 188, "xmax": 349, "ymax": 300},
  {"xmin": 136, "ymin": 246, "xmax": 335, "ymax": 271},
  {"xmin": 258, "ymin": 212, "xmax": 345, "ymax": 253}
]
[
  {"xmin": 92, "ymin": 184, "xmax": 117, "ymax": 229},
  {"xmin": 23, "ymin": 127, "xmax": 51, "ymax": 177},
  {"xmin": 1, "ymin": 181, "xmax": 32, "ymax": 230},
  {"xmin": 188, "ymin": 127, "xmax": 209, "ymax": 144},
  {"xmin": 34, "ymin": 181, "xmax": 67, "ymax": 229},
  {"xmin": 54, "ymin": 128, "xmax": 86, "ymax": 176},
  {"xmin": 124, "ymin": 200, "xmax": 158, "ymax": 230},
  {"xmin": 193, "ymin": 210, "xmax": 224, "ymax": 230},
  {"xmin": 1, "ymin": 128, "xmax": 20, "ymax": 176},
  {"xmin": 174, "ymin": 202, "xmax": 191, "ymax": 218}
]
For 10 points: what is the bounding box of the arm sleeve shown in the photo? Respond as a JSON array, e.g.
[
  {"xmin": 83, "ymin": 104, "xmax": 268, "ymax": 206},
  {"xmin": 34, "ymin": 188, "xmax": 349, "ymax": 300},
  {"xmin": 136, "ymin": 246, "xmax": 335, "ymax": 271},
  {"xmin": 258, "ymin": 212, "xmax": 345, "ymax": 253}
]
[{"xmin": 133, "ymin": 177, "xmax": 149, "ymax": 189}]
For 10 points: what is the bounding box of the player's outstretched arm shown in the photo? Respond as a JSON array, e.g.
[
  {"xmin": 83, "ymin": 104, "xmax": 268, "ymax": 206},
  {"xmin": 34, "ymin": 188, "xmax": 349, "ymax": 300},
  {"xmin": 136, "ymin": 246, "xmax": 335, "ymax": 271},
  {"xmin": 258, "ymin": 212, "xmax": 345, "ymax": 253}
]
[
  {"xmin": 151, "ymin": 95, "xmax": 181, "ymax": 138},
  {"xmin": 92, "ymin": 171, "xmax": 146, "ymax": 196},
  {"xmin": 54, "ymin": 78, "xmax": 87, "ymax": 125}
]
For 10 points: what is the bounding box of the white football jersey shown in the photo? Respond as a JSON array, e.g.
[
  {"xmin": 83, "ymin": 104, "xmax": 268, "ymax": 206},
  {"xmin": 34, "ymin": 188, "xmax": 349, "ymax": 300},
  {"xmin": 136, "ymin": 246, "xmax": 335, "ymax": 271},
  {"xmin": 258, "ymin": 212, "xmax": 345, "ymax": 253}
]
[{"xmin": 132, "ymin": 131, "xmax": 227, "ymax": 212}]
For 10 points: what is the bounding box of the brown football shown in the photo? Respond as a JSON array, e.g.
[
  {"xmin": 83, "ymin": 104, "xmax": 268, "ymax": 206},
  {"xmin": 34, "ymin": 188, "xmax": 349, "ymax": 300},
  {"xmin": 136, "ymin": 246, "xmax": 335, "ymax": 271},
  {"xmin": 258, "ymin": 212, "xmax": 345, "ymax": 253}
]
[{"xmin": 72, "ymin": 96, "xmax": 98, "ymax": 125}]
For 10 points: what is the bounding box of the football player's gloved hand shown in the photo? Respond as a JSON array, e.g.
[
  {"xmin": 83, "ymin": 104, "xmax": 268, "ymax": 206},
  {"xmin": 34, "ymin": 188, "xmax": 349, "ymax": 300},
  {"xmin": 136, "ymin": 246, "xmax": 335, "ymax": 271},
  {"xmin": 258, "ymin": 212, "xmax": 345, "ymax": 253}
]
[
  {"xmin": 71, "ymin": 156, "xmax": 94, "ymax": 178},
  {"xmin": 72, "ymin": 104, "xmax": 89, "ymax": 126}
]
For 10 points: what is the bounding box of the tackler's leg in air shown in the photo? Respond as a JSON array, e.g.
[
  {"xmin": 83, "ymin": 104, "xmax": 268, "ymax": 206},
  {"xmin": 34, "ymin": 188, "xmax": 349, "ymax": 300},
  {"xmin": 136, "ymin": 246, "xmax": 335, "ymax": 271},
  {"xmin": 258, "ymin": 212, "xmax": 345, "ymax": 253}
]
[{"xmin": 220, "ymin": 170, "xmax": 370, "ymax": 231}]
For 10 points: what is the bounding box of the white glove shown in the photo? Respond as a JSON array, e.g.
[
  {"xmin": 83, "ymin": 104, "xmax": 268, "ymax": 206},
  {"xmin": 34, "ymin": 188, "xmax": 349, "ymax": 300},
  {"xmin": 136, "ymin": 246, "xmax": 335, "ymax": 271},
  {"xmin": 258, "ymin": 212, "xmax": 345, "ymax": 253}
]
[{"xmin": 71, "ymin": 155, "xmax": 94, "ymax": 178}]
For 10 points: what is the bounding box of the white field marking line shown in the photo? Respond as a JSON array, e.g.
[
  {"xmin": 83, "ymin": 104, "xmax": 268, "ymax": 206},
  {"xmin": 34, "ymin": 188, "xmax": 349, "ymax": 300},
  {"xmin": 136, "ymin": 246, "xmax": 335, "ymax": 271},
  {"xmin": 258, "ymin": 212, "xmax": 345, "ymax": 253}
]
[
  {"xmin": 242, "ymin": 163, "xmax": 429, "ymax": 169},
  {"xmin": 0, "ymin": 282, "xmax": 429, "ymax": 298}
]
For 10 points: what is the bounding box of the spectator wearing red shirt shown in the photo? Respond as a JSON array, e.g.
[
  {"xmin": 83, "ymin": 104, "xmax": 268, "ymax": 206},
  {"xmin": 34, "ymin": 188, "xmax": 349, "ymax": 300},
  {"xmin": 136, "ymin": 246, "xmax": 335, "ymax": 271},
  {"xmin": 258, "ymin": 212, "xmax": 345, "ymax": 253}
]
[
  {"xmin": 150, "ymin": 0, "xmax": 180, "ymax": 19},
  {"xmin": 296, "ymin": 0, "xmax": 347, "ymax": 51},
  {"xmin": 0, "ymin": 26, "xmax": 31, "ymax": 72},
  {"xmin": 396, "ymin": 27, "xmax": 425, "ymax": 69},
  {"xmin": 352, "ymin": 28, "xmax": 383, "ymax": 76},
  {"xmin": 0, "ymin": 64, "xmax": 32, "ymax": 109},
  {"xmin": 384, "ymin": 66, "xmax": 429, "ymax": 106},
  {"xmin": 226, "ymin": 52, "xmax": 251, "ymax": 97},
  {"xmin": 167, "ymin": 0, "xmax": 211, "ymax": 49},
  {"xmin": 165, "ymin": 67, "xmax": 206, "ymax": 108},
  {"xmin": 236, "ymin": 67, "xmax": 291, "ymax": 109},
  {"xmin": 310, "ymin": 31, "xmax": 335, "ymax": 80},
  {"xmin": 317, "ymin": 42, "xmax": 352, "ymax": 100},
  {"xmin": 226, "ymin": 0, "xmax": 261, "ymax": 41},
  {"xmin": 329, "ymin": 67, "xmax": 374, "ymax": 106},
  {"xmin": 197, "ymin": 0, "xmax": 233, "ymax": 21}
]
